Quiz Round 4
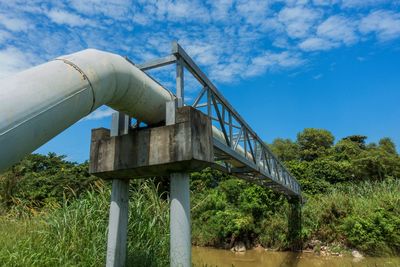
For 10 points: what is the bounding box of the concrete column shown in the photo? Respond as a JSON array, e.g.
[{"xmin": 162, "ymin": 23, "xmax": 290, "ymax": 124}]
[
  {"xmin": 106, "ymin": 112, "xmax": 130, "ymax": 267},
  {"xmin": 170, "ymin": 172, "xmax": 191, "ymax": 267},
  {"xmin": 288, "ymin": 196, "xmax": 302, "ymax": 251},
  {"xmin": 106, "ymin": 179, "xmax": 130, "ymax": 267}
]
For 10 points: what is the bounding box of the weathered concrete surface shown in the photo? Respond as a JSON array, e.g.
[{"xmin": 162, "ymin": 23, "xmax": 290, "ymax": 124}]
[{"xmin": 89, "ymin": 107, "xmax": 213, "ymax": 179}]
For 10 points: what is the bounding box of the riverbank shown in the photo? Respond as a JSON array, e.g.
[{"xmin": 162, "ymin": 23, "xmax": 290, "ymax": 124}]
[
  {"xmin": 1, "ymin": 151, "xmax": 399, "ymax": 265},
  {"xmin": 191, "ymin": 176, "xmax": 400, "ymax": 257},
  {"xmin": 0, "ymin": 178, "xmax": 398, "ymax": 266},
  {"xmin": 192, "ymin": 246, "xmax": 400, "ymax": 267}
]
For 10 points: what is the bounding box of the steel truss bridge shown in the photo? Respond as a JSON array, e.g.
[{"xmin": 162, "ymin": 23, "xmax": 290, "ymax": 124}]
[{"xmin": 137, "ymin": 42, "xmax": 301, "ymax": 198}]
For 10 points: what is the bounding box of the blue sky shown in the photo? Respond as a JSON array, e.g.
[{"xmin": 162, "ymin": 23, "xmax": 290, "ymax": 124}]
[{"xmin": 1, "ymin": 0, "xmax": 399, "ymax": 162}]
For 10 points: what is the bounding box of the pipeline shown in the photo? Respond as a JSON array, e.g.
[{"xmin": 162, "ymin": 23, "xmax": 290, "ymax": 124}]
[
  {"xmin": 0, "ymin": 49, "xmax": 173, "ymax": 172},
  {"xmin": 0, "ymin": 49, "xmax": 264, "ymax": 174}
]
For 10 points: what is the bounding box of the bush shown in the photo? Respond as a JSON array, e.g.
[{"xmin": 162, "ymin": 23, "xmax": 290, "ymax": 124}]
[
  {"xmin": 0, "ymin": 153, "xmax": 98, "ymax": 214},
  {"xmin": 341, "ymin": 209, "xmax": 400, "ymax": 256},
  {"xmin": 305, "ymin": 180, "xmax": 400, "ymax": 255},
  {"xmin": 191, "ymin": 177, "xmax": 286, "ymax": 248}
]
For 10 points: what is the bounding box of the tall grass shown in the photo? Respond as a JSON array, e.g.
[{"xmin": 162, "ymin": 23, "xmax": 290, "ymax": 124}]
[
  {"xmin": 0, "ymin": 180, "xmax": 169, "ymax": 266},
  {"xmin": 260, "ymin": 179, "xmax": 400, "ymax": 255}
]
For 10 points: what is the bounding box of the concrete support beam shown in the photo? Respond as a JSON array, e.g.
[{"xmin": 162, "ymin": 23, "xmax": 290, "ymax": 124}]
[
  {"xmin": 89, "ymin": 107, "xmax": 213, "ymax": 179},
  {"xmin": 170, "ymin": 172, "xmax": 191, "ymax": 267}
]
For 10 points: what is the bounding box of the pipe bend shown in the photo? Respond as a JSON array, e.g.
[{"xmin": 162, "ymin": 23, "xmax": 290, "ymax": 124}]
[
  {"xmin": 0, "ymin": 49, "xmax": 174, "ymax": 172},
  {"xmin": 57, "ymin": 49, "xmax": 174, "ymax": 125}
]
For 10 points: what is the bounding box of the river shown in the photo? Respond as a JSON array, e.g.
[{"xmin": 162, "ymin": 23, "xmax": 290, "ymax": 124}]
[{"xmin": 192, "ymin": 246, "xmax": 400, "ymax": 267}]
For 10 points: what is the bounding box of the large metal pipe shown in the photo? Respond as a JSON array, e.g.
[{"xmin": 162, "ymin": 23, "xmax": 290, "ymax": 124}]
[{"xmin": 0, "ymin": 49, "xmax": 174, "ymax": 172}]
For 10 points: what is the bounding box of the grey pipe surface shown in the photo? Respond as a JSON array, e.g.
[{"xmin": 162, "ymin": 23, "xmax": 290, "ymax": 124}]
[{"xmin": 0, "ymin": 49, "xmax": 173, "ymax": 172}]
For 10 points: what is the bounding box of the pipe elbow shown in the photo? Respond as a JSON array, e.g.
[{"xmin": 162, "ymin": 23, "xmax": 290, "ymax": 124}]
[{"xmin": 56, "ymin": 49, "xmax": 173, "ymax": 125}]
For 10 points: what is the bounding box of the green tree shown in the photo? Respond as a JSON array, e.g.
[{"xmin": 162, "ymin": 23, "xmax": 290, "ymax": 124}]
[
  {"xmin": 269, "ymin": 138, "xmax": 299, "ymax": 162},
  {"xmin": 286, "ymin": 160, "xmax": 332, "ymax": 194},
  {"xmin": 342, "ymin": 135, "xmax": 367, "ymax": 149},
  {"xmin": 297, "ymin": 128, "xmax": 334, "ymax": 161},
  {"xmin": 353, "ymin": 147, "xmax": 400, "ymax": 181},
  {"xmin": 379, "ymin": 137, "xmax": 397, "ymax": 155},
  {"xmin": 334, "ymin": 139, "xmax": 363, "ymax": 161},
  {"xmin": 0, "ymin": 153, "xmax": 98, "ymax": 211}
]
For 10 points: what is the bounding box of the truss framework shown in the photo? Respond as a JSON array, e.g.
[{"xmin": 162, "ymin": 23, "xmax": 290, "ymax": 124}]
[{"xmin": 136, "ymin": 42, "xmax": 301, "ymax": 198}]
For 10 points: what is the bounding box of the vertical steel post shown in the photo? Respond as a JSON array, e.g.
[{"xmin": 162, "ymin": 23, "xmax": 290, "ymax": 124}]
[
  {"xmin": 169, "ymin": 56, "xmax": 191, "ymax": 267},
  {"xmin": 176, "ymin": 57, "xmax": 184, "ymax": 107},
  {"xmin": 106, "ymin": 112, "xmax": 130, "ymax": 267}
]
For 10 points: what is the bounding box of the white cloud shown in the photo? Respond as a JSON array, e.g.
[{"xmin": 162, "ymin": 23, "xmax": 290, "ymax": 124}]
[
  {"xmin": 359, "ymin": 10, "xmax": 400, "ymax": 41},
  {"xmin": 0, "ymin": 0, "xmax": 44, "ymax": 14},
  {"xmin": 0, "ymin": 46, "xmax": 37, "ymax": 79},
  {"xmin": 132, "ymin": 13, "xmax": 151, "ymax": 25},
  {"xmin": 211, "ymin": 60, "xmax": 247, "ymax": 83},
  {"xmin": 80, "ymin": 106, "xmax": 115, "ymax": 121},
  {"xmin": 207, "ymin": 0, "xmax": 233, "ymax": 21},
  {"xmin": 299, "ymin": 37, "xmax": 339, "ymax": 51},
  {"xmin": 0, "ymin": 29, "xmax": 11, "ymax": 44},
  {"xmin": 245, "ymin": 51, "xmax": 304, "ymax": 77},
  {"xmin": 272, "ymin": 37, "xmax": 290, "ymax": 48},
  {"xmin": 341, "ymin": 0, "xmax": 391, "ymax": 8},
  {"xmin": 133, "ymin": 0, "xmax": 211, "ymax": 23},
  {"xmin": 47, "ymin": 9, "xmax": 93, "ymax": 27},
  {"xmin": 184, "ymin": 42, "xmax": 221, "ymax": 66},
  {"xmin": 317, "ymin": 15, "xmax": 358, "ymax": 45},
  {"xmin": 236, "ymin": 0, "xmax": 270, "ymax": 25},
  {"xmin": 313, "ymin": 0, "xmax": 340, "ymax": 6},
  {"xmin": 69, "ymin": 0, "xmax": 132, "ymax": 19},
  {"xmin": 163, "ymin": 0, "xmax": 210, "ymax": 22},
  {"xmin": 313, "ymin": 73, "xmax": 323, "ymax": 79},
  {"xmin": 0, "ymin": 13, "xmax": 30, "ymax": 31},
  {"xmin": 278, "ymin": 6, "xmax": 322, "ymax": 38}
]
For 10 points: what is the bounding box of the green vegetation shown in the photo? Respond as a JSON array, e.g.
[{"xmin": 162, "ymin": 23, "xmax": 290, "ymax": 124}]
[
  {"xmin": 191, "ymin": 129, "xmax": 400, "ymax": 256},
  {"xmin": 0, "ymin": 128, "xmax": 399, "ymax": 266},
  {"xmin": 191, "ymin": 172, "xmax": 400, "ymax": 256},
  {"xmin": 0, "ymin": 159, "xmax": 169, "ymax": 266}
]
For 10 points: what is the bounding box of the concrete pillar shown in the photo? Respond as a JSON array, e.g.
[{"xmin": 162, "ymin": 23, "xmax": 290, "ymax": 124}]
[
  {"xmin": 170, "ymin": 172, "xmax": 191, "ymax": 267},
  {"xmin": 288, "ymin": 196, "xmax": 302, "ymax": 251},
  {"xmin": 106, "ymin": 179, "xmax": 130, "ymax": 267},
  {"xmin": 106, "ymin": 112, "xmax": 130, "ymax": 267}
]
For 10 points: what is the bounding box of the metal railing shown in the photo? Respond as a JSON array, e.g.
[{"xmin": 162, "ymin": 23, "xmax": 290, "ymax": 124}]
[{"xmin": 136, "ymin": 42, "xmax": 301, "ymax": 197}]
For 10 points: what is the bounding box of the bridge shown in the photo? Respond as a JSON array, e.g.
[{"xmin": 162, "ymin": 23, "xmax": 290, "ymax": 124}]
[
  {"xmin": 138, "ymin": 42, "xmax": 300, "ymax": 197},
  {"xmin": 0, "ymin": 42, "xmax": 301, "ymax": 267}
]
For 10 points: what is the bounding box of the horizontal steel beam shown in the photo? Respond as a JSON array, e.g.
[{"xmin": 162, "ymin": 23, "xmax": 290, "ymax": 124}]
[
  {"xmin": 213, "ymin": 138, "xmax": 259, "ymax": 171},
  {"xmin": 137, "ymin": 55, "xmax": 177, "ymax": 71}
]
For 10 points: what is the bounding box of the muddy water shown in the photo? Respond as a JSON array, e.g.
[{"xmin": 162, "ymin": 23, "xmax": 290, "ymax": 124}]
[{"xmin": 192, "ymin": 246, "xmax": 400, "ymax": 267}]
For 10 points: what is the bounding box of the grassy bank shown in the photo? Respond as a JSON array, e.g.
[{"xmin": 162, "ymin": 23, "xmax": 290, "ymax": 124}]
[
  {"xmin": 271, "ymin": 179, "xmax": 400, "ymax": 255},
  {"xmin": 191, "ymin": 176, "xmax": 400, "ymax": 256},
  {"xmin": 0, "ymin": 180, "xmax": 169, "ymax": 267},
  {"xmin": 0, "ymin": 172, "xmax": 398, "ymax": 267}
]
